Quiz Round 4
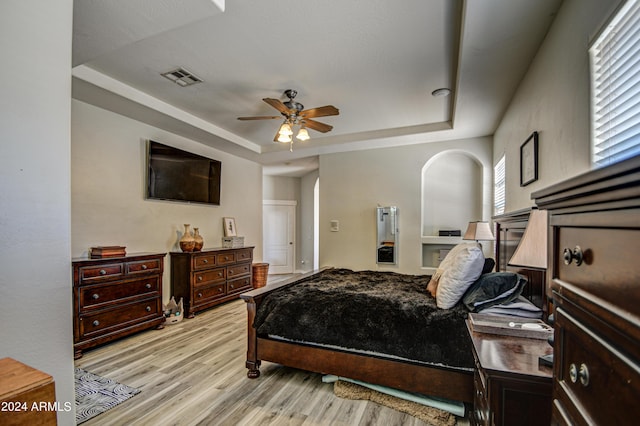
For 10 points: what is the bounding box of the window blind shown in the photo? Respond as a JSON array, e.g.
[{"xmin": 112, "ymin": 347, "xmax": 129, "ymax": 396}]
[
  {"xmin": 590, "ymin": 0, "xmax": 640, "ymax": 167},
  {"xmin": 494, "ymin": 155, "xmax": 505, "ymax": 215}
]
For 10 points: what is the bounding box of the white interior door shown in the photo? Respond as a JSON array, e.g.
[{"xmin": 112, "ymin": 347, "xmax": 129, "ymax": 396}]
[{"xmin": 263, "ymin": 201, "xmax": 296, "ymax": 274}]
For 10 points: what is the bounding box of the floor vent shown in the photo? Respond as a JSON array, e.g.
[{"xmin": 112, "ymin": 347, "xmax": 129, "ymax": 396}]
[{"xmin": 161, "ymin": 67, "xmax": 203, "ymax": 87}]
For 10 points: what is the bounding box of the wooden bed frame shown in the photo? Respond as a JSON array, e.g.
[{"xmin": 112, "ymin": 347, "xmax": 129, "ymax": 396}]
[{"xmin": 240, "ymin": 270, "xmax": 474, "ymax": 403}]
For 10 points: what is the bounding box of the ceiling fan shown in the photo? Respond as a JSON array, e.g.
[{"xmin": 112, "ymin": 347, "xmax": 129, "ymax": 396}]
[{"xmin": 238, "ymin": 89, "xmax": 339, "ymax": 151}]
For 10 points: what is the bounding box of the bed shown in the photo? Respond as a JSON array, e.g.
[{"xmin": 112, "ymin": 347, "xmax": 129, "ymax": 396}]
[{"xmin": 240, "ymin": 266, "xmax": 479, "ymax": 403}]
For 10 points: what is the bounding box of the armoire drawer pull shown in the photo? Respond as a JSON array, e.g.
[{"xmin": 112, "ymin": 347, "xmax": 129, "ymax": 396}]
[
  {"xmin": 569, "ymin": 363, "xmax": 590, "ymax": 387},
  {"xmin": 142, "ymin": 264, "xmax": 147, "ymax": 270},
  {"xmin": 145, "ymin": 283, "xmax": 152, "ymax": 289},
  {"xmin": 203, "ymin": 259, "xmax": 208, "ymax": 264},
  {"xmin": 92, "ymin": 320, "xmax": 100, "ymax": 326},
  {"xmin": 145, "ymin": 306, "xmax": 151, "ymax": 312},
  {"xmin": 563, "ymin": 246, "xmax": 584, "ymax": 266},
  {"xmin": 579, "ymin": 363, "xmax": 590, "ymax": 387},
  {"xmin": 99, "ymin": 269, "xmax": 107, "ymax": 275},
  {"xmin": 92, "ymin": 293, "xmax": 99, "ymax": 300}
]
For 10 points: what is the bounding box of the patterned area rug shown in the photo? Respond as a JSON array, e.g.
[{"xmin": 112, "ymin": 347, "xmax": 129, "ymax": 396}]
[
  {"xmin": 75, "ymin": 368, "xmax": 140, "ymax": 424},
  {"xmin": 334, "ymin": 380, "xmax": 457, "ymax": 426}
]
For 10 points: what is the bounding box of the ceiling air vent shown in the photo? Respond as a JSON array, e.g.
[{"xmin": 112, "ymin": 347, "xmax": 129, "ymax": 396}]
[{"xmin": 161, "ymin": 67, "xmax": 203, "ymax": 87}]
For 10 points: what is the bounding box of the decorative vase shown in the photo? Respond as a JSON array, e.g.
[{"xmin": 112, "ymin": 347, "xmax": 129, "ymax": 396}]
[
  {"xmin": 193, "ymin": 227, "xmax": 204, "ymax": 251},
  {"xmin": 179, "ymin": 224, "xmax": 195, "ymax": 252}
]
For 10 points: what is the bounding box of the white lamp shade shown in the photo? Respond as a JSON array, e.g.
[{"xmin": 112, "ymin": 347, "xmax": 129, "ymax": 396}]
[
  {"xmin": 278, "ymin": 122, "xmax": 293, "ymax": 136},
  {"xmin": 296, "ymin": 127, "xmax": 310, "ymax": 141},
  {"xmin": 277, "ymin": 133, "xmax": 292, "ymax": 143},
  {"xmin": 463, "ymin": 221, "xmax": 494, "ymax": 241},
  {"xmin": 508, "ymin": 209, "xmax": 548, "ymax": 269}
]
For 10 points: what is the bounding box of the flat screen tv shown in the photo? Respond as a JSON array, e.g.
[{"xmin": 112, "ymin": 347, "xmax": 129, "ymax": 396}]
[{"xmin": 146, "ymin": 140, "xmax": 221, "ymax": 205}]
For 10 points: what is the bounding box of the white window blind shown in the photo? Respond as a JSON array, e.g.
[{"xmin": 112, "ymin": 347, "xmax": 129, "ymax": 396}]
[
  {"xmin": 494, "ymin": 155, "xmax": 505, "ymax": 215},
  {"xmin": 590, "ymin": 0, "xmax": 640, "ymax": 167}
]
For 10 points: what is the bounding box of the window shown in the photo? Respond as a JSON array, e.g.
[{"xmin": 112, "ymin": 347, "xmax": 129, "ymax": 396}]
[
  {"xmin": 494, "ymin": 155, "xmax": 505, "ymax": 215},
  {"xmin": 590, "ymin": 0, "xmax": 640, "ymax": 167}
]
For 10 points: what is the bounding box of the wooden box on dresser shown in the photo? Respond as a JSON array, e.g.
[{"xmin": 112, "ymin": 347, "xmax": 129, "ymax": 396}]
[
  {"xmin": 72, "ymin": 252, "xmax": 166, "ymax": 359},
  {"xmin": 533, "ymin": 155, "xmax": 640, "ymax": 425},
  {"xmin": 170, "ymin": 247, "xmax": 254, "ymax": 318}
]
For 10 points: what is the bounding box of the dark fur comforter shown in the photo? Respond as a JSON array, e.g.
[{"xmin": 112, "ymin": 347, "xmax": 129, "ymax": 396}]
[{"xmin": 253, "ymin": 268, "xmax": 474, "ymax": 369}]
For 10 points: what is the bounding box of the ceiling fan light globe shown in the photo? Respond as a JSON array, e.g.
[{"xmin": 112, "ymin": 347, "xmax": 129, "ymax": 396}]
[
  {"xmin": 277, "ymin": 133, "xmax": 292, "ymax": 143},
  {"xmin": 278, "ymin": 122, "xmax": 293, "ymax": 136},
  {"xmin": 296, "ymin": 127, "xmax": 310, "ymax": 141}
]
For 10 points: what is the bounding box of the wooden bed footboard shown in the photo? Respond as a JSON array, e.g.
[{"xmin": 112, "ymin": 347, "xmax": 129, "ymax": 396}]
[{"xmin": 239, "ymin": 270, "xmax": 474, "ymax": 403}]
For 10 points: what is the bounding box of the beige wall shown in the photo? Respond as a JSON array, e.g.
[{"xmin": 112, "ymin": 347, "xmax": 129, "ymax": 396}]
[
  {"xmin": 495, "ymin": 0, "xmax": 621, "ymax": 211},
  {"xmin": 71, "ymin": 100, "xmax": 264, "ymax": 299},
  {"xmin": 0, "ymin": 1, "xmax": 75, "ymax": 423},
  {"xmin": 319, "ymin": 137, "xmax": 492, "ymax": 275}
]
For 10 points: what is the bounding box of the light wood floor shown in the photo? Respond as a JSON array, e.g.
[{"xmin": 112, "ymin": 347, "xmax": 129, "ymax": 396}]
[{"xmin": 75, "ymin": 279, "xmax": 468, "ymax": 425}]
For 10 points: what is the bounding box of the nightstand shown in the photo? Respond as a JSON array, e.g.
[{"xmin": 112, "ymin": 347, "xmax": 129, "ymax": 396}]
[{"xmin": 467, "ymin": 320, "xmax": 553, "ymax": 426}]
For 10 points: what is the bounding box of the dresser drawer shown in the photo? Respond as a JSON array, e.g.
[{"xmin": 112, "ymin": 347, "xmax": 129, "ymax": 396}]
[
  {"xmin": 126, "ymin": 258, "xmax": 162, "ymax": 274},
  {"xmin": 554, "ymin": 307, "xmax": 640, "ymax": 425},
  {"xmin": 79, "ymin": 297, "xmax": 161, "ymax": 339},
  {"xmin": 227, "ymin": 262, "xmax": 251, "ymax": 278},
  {"xmin": 193, "ymin": 253, "xmax": 217, "ymax": 270},
  {"xmin": 227, "ymin": 276, "xmax": 251, "ymax": 295},
  {"xmin": 216, "ymin": 252, "xmax": 236, "ymax": 265},
  {"xmin": 79, "ymin": 277, "xmax": 160, "ymax": 312},
  {"xmin": 193, "ymin": 283, "xmax": 226, "ymax": 302},
  {"xmin": 193, "ymin": 267, "xmax": 226, "ymax": 287},
  {"xmin": 556, "ymin": 227, "xmax": 640, "ymax": 315},
  {"xmin": 235, "ymin": 248, "xmax": 253, "ymax": 262},
  {"xmin": 78, "ymin": 262, "xmax": 124, "ymax": 284}
]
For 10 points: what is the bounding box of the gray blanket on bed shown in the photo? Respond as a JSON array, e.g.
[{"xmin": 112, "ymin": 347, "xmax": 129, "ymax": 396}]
[{"xmin": 253, "ymin": 268, "xmax": 474, "ymax": 369}]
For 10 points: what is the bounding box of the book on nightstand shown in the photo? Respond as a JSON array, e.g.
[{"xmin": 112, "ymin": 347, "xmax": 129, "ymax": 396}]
[{"xmin": 468, "ymin": 313, "xmax": 553, "ymax": 340}]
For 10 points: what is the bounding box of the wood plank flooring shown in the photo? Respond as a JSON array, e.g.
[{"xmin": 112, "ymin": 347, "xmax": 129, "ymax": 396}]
[{"xmin": 75, "ymin": 280, "xmax": 468, "ymax": 425}]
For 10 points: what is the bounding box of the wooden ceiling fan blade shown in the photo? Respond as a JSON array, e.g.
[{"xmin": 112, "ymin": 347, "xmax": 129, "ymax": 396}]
[
  {"xmin": 304, "ymin": 119, "xmax": 333, "ymax": 133},
  {"xmin": 237, "ymin": 116, "xmax": 281, "ymax": 120},
  {"xmin": 263, "ymin": 98, "xmax": 290, "ymax": 114},
  {"xmin": 300, "ymin": 105, "xmax": 339, "ymax": 118}
]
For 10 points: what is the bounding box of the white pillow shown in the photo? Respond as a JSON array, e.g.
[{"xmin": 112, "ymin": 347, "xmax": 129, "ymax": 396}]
[{"xmin": 435, "ymin": 242, "xmax": 485, "ymax": 309}]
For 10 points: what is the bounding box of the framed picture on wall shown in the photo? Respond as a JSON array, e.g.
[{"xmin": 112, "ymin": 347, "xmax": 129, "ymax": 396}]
[
  {"xmin": 520, "ymin": 131, "xmax": 539, "ymax": 186},
  {"xmin": 223, "ymin": 217, "xmax": 237, "ymax": 237}
]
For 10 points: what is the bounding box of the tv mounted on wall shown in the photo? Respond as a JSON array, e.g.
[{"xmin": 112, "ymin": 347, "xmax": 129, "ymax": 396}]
[{"xmin": 146, "ymin": 140, "xmax": 221, "ymax": 205}]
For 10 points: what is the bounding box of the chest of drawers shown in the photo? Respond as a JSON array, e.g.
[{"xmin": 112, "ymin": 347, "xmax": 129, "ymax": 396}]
[
  {"xmin": 72, "ymin": 252, "xmax": 166, "ymax": 359},
  {"xmin": 533, "ymin": 156, "xmax": 640, "ymax": 425},
  {"xmin": 170, "ymin": 247, "xmax": 254, "ymax": 317}
]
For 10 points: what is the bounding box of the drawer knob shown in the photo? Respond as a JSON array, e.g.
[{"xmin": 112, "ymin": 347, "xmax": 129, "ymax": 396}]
[
  {"xmin": 569, "ymin": 363, "xmax": 577, "ymax": 382},
  {"xmin": 203, "ymin": 259, "xmax": 208, "ymax": 264},
  {"xmin": 92, "ymin": 320, "xmax": 100, "ymax": 326},
  {"xmin": 579, "ymin": 363, "xmax": 590, "ymax": 387},
  {"xmin": 198, "ymin": 275, "xmax": 203, "ymax": 281},
  {"xmin": 146, "ymin": 306, "xmax": 151, "ymax": 312},
  {"xmin": 563, "ymin": 246, "xmax": 584, "ymax": 266},
  {"xmin": 99, "ymin": 269, "xmax": 107, "ymax": 275},
  {"xmin": 145, "ymin": 283, "xmax": 152, "ymax": 289},
  {"xmin": 92, "ymin": 293, "xmax": 99, "ymax": 300},
  {"xmin": 142, "ymin": 264, "xmax": 147, "ymax": 270},
  {"xmin": 198, "ymin": 292, "xmax": 203, "ymax": 298}
]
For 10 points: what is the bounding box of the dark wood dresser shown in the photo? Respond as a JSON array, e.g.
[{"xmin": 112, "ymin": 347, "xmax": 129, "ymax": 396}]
[
  {"xmin": 170, "ymin": 247, "xmax": 254, "ymax": 318},
  {"xmin": 533, "ymin": 155, "xmax": 640, "ymax": 425},
  {"xmin": 72, "ymin": 252, "xmax": 166, "ymax": 359}
]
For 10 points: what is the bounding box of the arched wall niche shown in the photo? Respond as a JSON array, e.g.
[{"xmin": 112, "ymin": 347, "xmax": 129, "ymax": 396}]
[{"xmin": 421, "ymin": 150, "xmax": 486, "ymax": 270}]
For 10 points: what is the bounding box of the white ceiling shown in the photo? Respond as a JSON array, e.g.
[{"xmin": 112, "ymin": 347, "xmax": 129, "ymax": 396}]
[{"xmin": 72, "ymin": 0, "xmax": 562, "ymax": 176}]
